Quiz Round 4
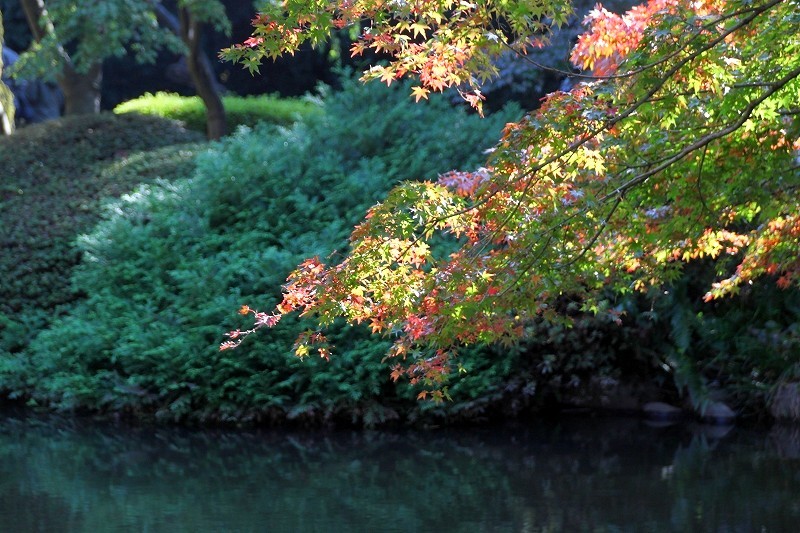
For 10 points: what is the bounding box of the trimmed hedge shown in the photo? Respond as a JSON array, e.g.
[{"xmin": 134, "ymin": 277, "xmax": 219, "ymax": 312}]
[
  {"xmin": 0, "ymin": 113, "xmax": 205, "ymax": 356},
  {"xmin": 114, "ymin": 92, "xmax": 321, "ymax": 133}
]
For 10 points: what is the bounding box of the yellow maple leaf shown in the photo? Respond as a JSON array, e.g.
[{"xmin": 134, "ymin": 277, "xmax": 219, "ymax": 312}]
[{"xmin": 411, "ymin": 86, "xmax": 430, "ymax": 102}]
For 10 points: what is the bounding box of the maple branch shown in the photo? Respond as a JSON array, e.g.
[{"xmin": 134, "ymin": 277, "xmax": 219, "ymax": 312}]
[
  {"xmin": 376, "ymin": 0, "xmax": 784, "ymax": 274},
  {"xmin": 496, "ymin": 0, "xmax": 784, "ymax": 82},
  {"xmin": 558, "ymin": 193, "xmax": 624, "ymax": 269},
  {"xmin": 479, "ymin": 2, "xmax": 796, "ymax": 301},
  {"xmin": 478, "ymin": 0, "xmax": 782, "ymax": 214},
  {"xmin": 599, "ymin": 63, "xmax": 800, "ymax": 203},
  {"xmin": 267, "ymin": 0, "xmax": 795, "ymax": 337},
  {"xmin": 695, "ymin": 144, "xmax": 714, "ymax": 219}
]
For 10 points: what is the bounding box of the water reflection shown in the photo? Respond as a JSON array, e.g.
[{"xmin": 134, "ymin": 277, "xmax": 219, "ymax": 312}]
[{"xmin": 1, "ymin": 410, "xmax": 798, "ymax": 532}]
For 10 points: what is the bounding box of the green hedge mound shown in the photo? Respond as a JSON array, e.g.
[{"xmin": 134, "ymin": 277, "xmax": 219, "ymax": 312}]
[
  {"xmin": 8, "ymin": 80, "xmax": 522, "ymax": 425},
  {"xmin": 114, "ymin": 92, "xmax": 321, "ymax": 134},
  {"xmin": 0, "ymin": 114, "xmax": 205, "ymax": 354}
]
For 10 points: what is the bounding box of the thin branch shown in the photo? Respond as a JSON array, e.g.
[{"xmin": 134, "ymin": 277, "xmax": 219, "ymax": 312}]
[
  {"xmin": 695, "ymin": 144, "xmax": 713, "ymax": 218},
  {"xmin": 559, "ymin": 193, "xmax": 624, "ymax": 269}
]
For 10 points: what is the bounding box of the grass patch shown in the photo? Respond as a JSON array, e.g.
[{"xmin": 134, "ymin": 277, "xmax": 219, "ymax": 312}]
[{"xmin": 114, "ymin": 92, "xmax": 321, "ymax": 133}]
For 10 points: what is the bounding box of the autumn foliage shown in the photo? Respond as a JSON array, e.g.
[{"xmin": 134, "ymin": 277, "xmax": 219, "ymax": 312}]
[{"xmin": 223, "ymin": 0, "xmax": 800, "ymax": 393}]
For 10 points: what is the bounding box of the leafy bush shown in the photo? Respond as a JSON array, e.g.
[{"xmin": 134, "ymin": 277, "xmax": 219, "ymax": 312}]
[
  {"xmin": 0, "ymin": 114, "xmax": 204, "ymax": 358},
  {"xmin": 114, "ymin": 92, "xmax": 321, "ymax": 134},
  {"xmin": 11, "ymin": 80, "xmax": 521, "ymax": 425}
]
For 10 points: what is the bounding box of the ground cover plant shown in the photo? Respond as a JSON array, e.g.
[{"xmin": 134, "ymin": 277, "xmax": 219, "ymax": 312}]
[
  {"xmin": 114, "ymin": 92, "xmax": 321, "ymax": 134},
  {"xmin": 7, "ymin": 79, "xmax": 522, "ymax": 424}
]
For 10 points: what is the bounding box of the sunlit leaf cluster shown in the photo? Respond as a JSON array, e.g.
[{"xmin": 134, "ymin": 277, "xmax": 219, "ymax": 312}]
[
  {"xmin": 226, "ymin": 0, "xmax": 800, "ymax": 392},
  {"xmin": 222, "ymin": 0, "xmax": 575, "ymax": 114}
]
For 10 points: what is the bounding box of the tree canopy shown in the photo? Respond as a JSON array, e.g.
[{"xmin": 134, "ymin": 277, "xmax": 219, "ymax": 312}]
[
  {"xmin": 12, "ymin": 0, "xmax": 229, "ymax": 77},
  {"xmin": 11, "ymin": 0, "xmax": 229, "ymax": 134},
  {"xmin": 223, "ymin": 0, "xmax": 800, "ymax": 397}
]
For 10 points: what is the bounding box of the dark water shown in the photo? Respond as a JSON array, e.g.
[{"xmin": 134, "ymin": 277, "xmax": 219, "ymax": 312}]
[{"xmin": 1, "ymin": 411, "xmax": 799, "ymax": 532}]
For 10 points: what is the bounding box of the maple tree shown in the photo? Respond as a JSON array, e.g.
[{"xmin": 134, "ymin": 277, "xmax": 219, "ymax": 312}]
[{"xmin": 222, "ymin": 0, "xmax": 800, "ymax": 397}]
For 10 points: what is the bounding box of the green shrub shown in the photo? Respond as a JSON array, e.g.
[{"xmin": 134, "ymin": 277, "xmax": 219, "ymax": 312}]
[
  {"xmin": 0, "ymin": 114, "xmax": 204, "ymax": 327},
  {"xmin": 114, "ymin": 92, "xmax": 321, "ymax": 133},
  {"xmin": 13, "ymin": 79, "xmax": 521, "ymax": 425}
]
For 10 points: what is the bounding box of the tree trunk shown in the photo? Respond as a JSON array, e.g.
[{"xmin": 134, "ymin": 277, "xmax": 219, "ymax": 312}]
[
  {"xmin": 19, "ymin": 0, "xmax": 101, "ymax": 115},
  {"xmin": 1, "ymin": 11, "xmax": 16, "ymax": 134},
  {"xmin": 59, "ymin": 62, "xmax": 102, "ymax": 115},
  {"xmin": 178, "ymin": 8, "xmax": 226, "ymax": 140}
]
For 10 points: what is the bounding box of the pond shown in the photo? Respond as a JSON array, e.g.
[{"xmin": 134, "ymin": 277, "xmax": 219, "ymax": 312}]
[{"xmin": 1, "ymin": 409, "xmax": 799, "ymax": 532}]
